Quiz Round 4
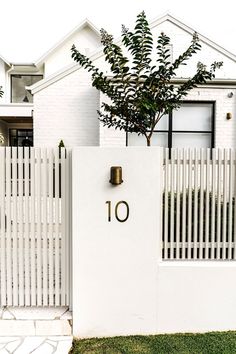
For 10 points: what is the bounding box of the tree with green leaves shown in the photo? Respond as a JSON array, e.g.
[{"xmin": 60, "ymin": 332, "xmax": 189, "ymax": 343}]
[
  {"xmin": 71, "ymin": 11, "xmax": 222, "ymax": 146},
  {"xmin": 0, "ymin": 86, "xmax": 3, "ymax": 98}
]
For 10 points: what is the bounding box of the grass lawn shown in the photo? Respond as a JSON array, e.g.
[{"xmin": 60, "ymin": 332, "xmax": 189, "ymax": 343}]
[{"xmin": 70, "ymin": 331, "xmax": 236, "ymax": 354}]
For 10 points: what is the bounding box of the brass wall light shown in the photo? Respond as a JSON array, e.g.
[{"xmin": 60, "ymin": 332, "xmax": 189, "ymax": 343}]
[
  {"xmin": 109, "ymin": 166, "xmax": 123, "ymax": 185},
  {"xmin": 226, "ymin": 112, "xmax": 232, "ymax": 120}
]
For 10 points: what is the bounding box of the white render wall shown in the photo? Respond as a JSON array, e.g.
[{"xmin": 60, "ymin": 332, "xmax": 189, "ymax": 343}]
[
  {"xmin": 72, "ymin": 147, "xmax": 236, "ymax": 337},
  {"xmin": 33, "ymin": 70, "xmax": 100, "ymax": 147},
  {"xmin": 72, "ymin": 147, "xmax": 162, "ymax": 337}
]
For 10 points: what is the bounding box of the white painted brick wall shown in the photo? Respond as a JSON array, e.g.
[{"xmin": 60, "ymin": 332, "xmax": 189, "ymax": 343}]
[
  {"xmin": 34, "ymin": 77, "xmax": 236, "ymax": 148},
  {"xmin": 187, "ymin": 88, "xmax": 236, "ymax": 148},
  {"xmin": 99, "ymin": 88, "xmax": 236, "ymax": 148},
  {"xmin": 34, "ymin": 70, "xmax": 100, "ymax": 147}
]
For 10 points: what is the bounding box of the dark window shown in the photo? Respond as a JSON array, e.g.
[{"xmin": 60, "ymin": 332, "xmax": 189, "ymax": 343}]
[
  {"xmin": 9, "ymin": 129, "xmax": 33, "ymax": 147},
  {"xmin": 127, "ymin": 101, "xmax": 215, "ymax": 149},
  {"xmin": 11, "ymin": 75, "xmax": 43, "ymax": 103}
]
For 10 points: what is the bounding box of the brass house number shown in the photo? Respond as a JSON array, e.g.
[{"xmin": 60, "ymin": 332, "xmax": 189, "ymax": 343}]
[{"xmin": 106, "ymin": 201, "xmax": 129, "ymax": 222}]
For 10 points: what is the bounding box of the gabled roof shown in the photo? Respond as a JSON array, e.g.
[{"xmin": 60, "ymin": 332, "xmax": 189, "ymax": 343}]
[
  {"xmin": 35, "ymin": 18, "xmax": 100, "ymax": 67},
  {"xmin": 150, "ymin": 13, "xmax": 236, "ymax": 62},
  {"xmin": 29, "ymin": 12, "xmax": 236, "ymax": 94}
]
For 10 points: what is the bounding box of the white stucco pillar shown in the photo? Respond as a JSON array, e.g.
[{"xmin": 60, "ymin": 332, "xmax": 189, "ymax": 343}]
[{"xmin": 72, "ymin": 147, "xmax": 163, "ymax": 338}]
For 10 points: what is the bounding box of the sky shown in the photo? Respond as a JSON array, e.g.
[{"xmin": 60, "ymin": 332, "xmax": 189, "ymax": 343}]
[{"xmin": 0, "ymin": 0, "xmax": 236, "ymax": 63}]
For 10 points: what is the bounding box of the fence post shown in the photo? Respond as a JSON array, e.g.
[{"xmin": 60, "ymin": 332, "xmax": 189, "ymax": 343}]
[{"xmin": 72, "ymin": 147, "xmax": 163, "ymax": 338}]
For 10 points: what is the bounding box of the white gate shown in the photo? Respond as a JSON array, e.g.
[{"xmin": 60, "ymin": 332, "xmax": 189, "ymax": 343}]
[{"xmin": 0, "ymin": 147, "xmax": 71, "ymax": 306}]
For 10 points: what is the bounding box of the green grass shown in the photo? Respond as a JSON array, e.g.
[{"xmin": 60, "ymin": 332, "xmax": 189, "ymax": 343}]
[{"xmin": 70, "ymin": 331, "xmax": 236, "ymax": 354}]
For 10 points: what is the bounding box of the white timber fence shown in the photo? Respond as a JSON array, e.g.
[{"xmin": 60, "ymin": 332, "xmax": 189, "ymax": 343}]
[
  {"xmin": 0, "ymin": 147, "xmax": 71, "ymax": 307},
  {"xmin": 163, "ymin": 148, "xmax": 236, "ymax": 261}
]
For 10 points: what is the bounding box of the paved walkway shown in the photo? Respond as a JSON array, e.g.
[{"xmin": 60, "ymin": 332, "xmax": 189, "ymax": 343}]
[{"xmin": 0, "ymin": 336, "xmax": 72, "ymax": 353}]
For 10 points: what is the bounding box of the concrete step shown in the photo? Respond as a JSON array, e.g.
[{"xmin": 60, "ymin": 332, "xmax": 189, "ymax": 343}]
[{"xmin": 0, "ymin": 307, "xmax": 72, "ymax": 336}]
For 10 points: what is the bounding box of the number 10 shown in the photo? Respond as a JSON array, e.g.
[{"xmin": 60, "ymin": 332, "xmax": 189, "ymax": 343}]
[{"xmin": 106, "ymin": 201, "xmax": 129, "ymax": 222}]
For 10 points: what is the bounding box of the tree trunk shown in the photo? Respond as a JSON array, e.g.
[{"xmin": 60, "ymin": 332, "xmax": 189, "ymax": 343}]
[{"xmin": 146, "ymin": 137, "xmax": 151, "ymax": 146}]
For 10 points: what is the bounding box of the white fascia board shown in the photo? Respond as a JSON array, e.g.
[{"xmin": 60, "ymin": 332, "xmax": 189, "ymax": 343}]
[
  {"xmin": 9, "ymin": 64, "xmax": 43, "ymax": 74},
  {"xmin": 34, "ymin": 19, "xmax": 100, "ymax": 67},
  {"xmin": 0, "ymin": 103, "xmax": 34, "ymax": 117}
]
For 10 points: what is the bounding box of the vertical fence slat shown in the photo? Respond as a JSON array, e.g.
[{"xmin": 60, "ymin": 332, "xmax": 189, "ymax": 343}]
[
  {"xmin": 18, "ymin": 148, "xmax": 24, "ymax": 305},
  {"xmin": 170, "ymin": 149, "xmax": 175, "ymax": 260},
  {"xmin": 205, "ymin": 148, "xmax": 210, "ymax": 260},
  {"xmin": 193, "ymin": 149, "xmax": 198, "ymax": 260},
  {"xmin": 199, "ymin": 149, "xmax": 204, "ymax": 260},
  {"xmin": 164, "ymin": 149, "xmax": 169, "ymax": 260},
  {"xmin": 24, "ymin": 148, "xmax": 30, "ymax": 305},
  {"xmin": 42, "ymin": 149, "xmax": 48, "ymax": 305},
  {"xmin": 182, "ymin": 149, "xmax": 186, "ymax": 260},
  {"xmin": 30, "ymin": 148, "xmax": 36, "ymax": 306},
  {"xmin": 0, "ymin": 148, "xmax": 6, "ymax": 305},
  {"xmin": 228, "ymin": 149, "xmax": 233, "ymax": 260},
  {"xmin": 222, "ymin": 149, "xmax": 228, "ymax": 260},
  {"xmin": 61, "ymin": 148, "xmax": 66, "ymax": 305},
  {"xmin": 48, "ymin": 149, "xmax": 54, "ymax": 306},
  {"xmin": 6, "ymin": 148, "xmax": 12, "ymax": 305},
  {"xmin": 55, "ymin": 149, "xmax": 60, "ymax": 305},
  {"xmin": 217, "ymin": 149, "xmax": 222, "ymax": 260},
  {"xmin": 12, "ymin": 148, "xmax": 18, "ymax": 306},
  {"xmin": 211, "ymin": 149, "xmax": 216, "ymax": 260},
  {"xmin": 176, "ymin": 149, "xmax": 180, "ymax": 260},
  {"xmin": 36, "ymin": 148, "xmax": 42, "ymax": 305},
  {"xmin": 187, "ymin": 149, "xmax": 192, "ymax": 259},
  {"xmin": 66, "ymin": 149, "xmax": 71, "ymax": 307}
]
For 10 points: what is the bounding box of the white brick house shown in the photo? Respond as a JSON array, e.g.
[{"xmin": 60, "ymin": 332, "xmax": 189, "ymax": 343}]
[
  {"xmin": 1, "ymin": 14, "xmax": 236, "ymax": 148},
  {"xmin": 0, "ymin": 19, "xmax": 100, "ymax": 147}
]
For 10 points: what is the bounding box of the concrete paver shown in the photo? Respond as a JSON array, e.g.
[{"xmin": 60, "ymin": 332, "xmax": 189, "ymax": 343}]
[{"xmin": 0, "ymin": 336, "xmax": 73, "ymax": 354}]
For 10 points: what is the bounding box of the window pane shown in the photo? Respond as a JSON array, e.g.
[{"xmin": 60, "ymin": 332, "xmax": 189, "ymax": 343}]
[
  {"xmin": 173, "ymin": 103, "xmax": 212, "ymax": 131},
  {"xmin": 172, "ymin": 133, "xmax": 211, "ymax": 148},
  {"xmin": 155, "ymin": 114, "xmax": 168, "ymax": 130},
  {"xmin": 9, "ymin": 129, "xmax": 33, "ymax": 147},
  {"xmin": 151, "ymin": 132, "xmax": 168, "ymax": 147},
  {"xmin": 11, "ymin": 75, "xmax": 43, "ymax": 103},
  {"xmin": 128, "ymin": 132, "xmax": 168, "ymax": 147}
]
